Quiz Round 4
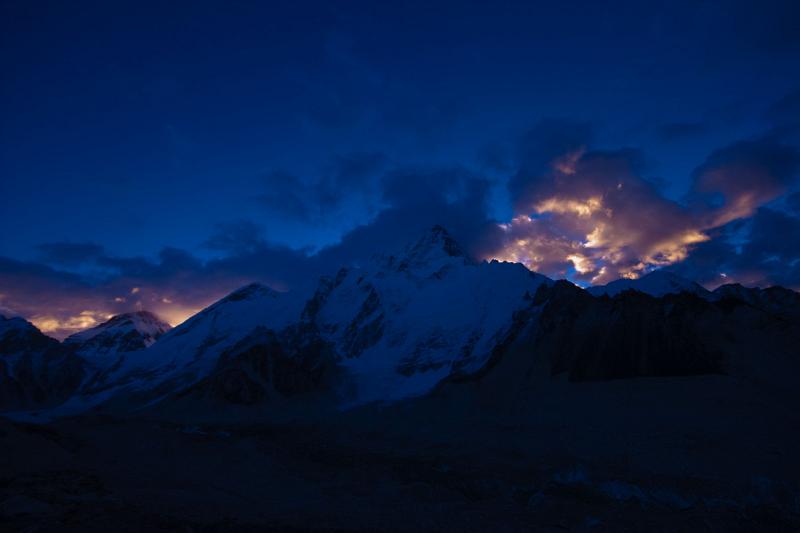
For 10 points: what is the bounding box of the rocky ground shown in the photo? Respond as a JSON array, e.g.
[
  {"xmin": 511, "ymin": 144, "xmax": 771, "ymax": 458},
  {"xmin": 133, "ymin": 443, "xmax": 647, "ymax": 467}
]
[{"xmin": 2, "ymin": 373, "xmax": 799, "ymax": 532}]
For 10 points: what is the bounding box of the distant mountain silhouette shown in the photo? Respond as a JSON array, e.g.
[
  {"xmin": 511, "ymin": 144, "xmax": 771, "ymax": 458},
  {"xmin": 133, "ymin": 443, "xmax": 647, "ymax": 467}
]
[{"xmin": 1, "ymin": 227, "xmax": 798, "ymax": 416}]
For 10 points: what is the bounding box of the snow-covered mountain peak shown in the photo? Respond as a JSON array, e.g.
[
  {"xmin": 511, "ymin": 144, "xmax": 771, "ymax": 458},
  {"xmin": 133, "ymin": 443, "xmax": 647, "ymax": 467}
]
[
  {"xmin": 376, "ymin": 225, "xmax": 474, "ymax": 279},
  {"xmin": 64, "ymin": 311, "xmax": 171, "ymax": 355},
  {"xmin": 75, "ymin": 282, "xmax": 307, "ymax": 398},
  {"xmin": 298, "ymin": 230, "xmax": 553, "ymax": 404},
  {"xmin": 217, "ymin": 282, "xmax": 278, "ymax": 304},
  {"xmin": 412, "ymin": 224, "xmax": 467, "ymax": 257},
  {"xmin": 588, "ymin": 270, "xmax": 709, "ymax": 298},
  {"xmin": 62, "ymin": 227, "xmax": 555, "ymax": 408}
]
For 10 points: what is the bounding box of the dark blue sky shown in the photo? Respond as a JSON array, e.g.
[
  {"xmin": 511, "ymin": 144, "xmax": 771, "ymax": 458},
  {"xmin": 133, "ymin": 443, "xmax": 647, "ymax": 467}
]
[{"xmin": 1, "ymin": 0, "xmax": 799, "ymax": 336}]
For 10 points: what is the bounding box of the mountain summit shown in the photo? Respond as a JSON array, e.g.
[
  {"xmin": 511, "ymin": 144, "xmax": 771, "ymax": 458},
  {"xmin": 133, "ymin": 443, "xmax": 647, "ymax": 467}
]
[
  {"xmin": 2, "ymin": 227, "xmax": 799, "ymax": 418},
  {"xmin": 407, "ymin": 225, "xmax": 469, "ymax": 260},
  {"xmin": 64, "ymin": 311, "xmax": 171, "ymax": 356},
  {"xmin": 64, "ymin": 226, "xmax": 549, "ymax": 409},
  {"xmin": 379, "ymin": 225, "xmax": 474, "ymax": 279},
  {"xmin": 588, "ymin": 270, "xmax": 709, "ymax": 298}
]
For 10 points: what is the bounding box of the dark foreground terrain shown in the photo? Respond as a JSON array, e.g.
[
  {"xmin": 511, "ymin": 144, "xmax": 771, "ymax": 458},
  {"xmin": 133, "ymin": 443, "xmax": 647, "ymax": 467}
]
[{"xmin": 2, "ymin": 373, "xmax": 799, "ymax": 532}]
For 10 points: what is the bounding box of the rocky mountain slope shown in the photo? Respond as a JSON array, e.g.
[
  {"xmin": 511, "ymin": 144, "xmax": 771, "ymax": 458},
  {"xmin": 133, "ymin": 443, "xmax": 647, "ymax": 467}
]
[
  {"xmin": 0, "ymin": 315, "xmax": 84, "ymax": 410},
  {"xmin": 0, "ymin": 311, "xmax": 173, "ymax": 411},
  {"xmin": 1, "ymin": 226, "xmax": 799, "ymax": 417},
  {"xmin": 75, "ymin": 226, "xmax": 551, "ymax": 410},
  {"xmin": 64, "ymin": 311, "xmax": 171, "ymax": 355}
]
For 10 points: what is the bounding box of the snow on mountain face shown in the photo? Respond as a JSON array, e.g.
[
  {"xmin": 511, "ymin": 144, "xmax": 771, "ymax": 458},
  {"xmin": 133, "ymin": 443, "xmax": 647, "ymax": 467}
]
[
  {"xmin": 65, "ymin": 311, "xmax": 171, "ymax": 357},
  {"xmin": 587, "ymin": 270, "xmax": 710, "ymax": 298},
  {"xmin": 303, "ymin": 227, "xmax": 552, "ymax": 404},
  {"xmin": 384, "ymin": 224, "xmax": 474, "ymax": 276},
  {"xmin": 7, "ymin": 224, "xmax": 800, "ymax": 417},
  {"xmin": 72, "ymin": 227, "xmax": 551, "ymax": 409},
  {"xmin": 80, "ymin": 283, "xmax": 307, "ymax": 397}
]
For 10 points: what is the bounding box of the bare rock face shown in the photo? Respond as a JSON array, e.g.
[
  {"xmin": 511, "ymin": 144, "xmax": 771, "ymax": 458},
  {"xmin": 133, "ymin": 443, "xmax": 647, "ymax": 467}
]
[
  {"xmin": 3, "ymin": 227, "xmax": 799, "ymax": 417},
  {"xmin": 439, "ymin": 280, "xmax": 799, "ymax": 404},
  {"xmin": 191, "ymin": 324, "xmax": 337, "ymax": 405},
  {"xmin": 0, "ymin": 316, "xmax": 59, "ymax": 355},
  {"xmin": 533, "ymin": 281, "xmax": 725, "ymax": 381},
  {"xmin": 712, "ymin": 283, "xmax": 800, "ymax": 323},
  {"xmin": 0, "ymin": 316, "xmax": 86, "ymax": 411}
]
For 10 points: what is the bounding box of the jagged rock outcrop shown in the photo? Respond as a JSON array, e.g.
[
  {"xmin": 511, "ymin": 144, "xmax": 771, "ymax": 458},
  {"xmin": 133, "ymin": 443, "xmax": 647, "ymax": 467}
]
[
  {"xmin": 437, "ymin": 280, "xmax": 799, "ymax": 406},
  {"xmin": 712, "ymin": 283, "xmax": 800, "ymax": 323},
  {"xmin": 190, "ymin": 324, "xmax": 337, "ymax": 405},
  {"xmin": 2, "ymin": 227, "xmax": 799, "ymax": 417},
  {"xmin": 0, "ymin": 316, "xmax": 86, "ymax": 410},
  {"xmin": 534, "ymin": 281, "xmax": 725, "ymax": 380}
]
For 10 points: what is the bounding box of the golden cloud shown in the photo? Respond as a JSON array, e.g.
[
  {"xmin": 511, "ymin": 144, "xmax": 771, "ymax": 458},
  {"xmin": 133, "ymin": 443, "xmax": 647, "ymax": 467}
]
[
  {"xmin": 483, "ymin": 144, "xmax": 784, "ymax": 284},
  {"xmin": 31, "ymin": 310, "xmax": 114, "ymax": 336}
]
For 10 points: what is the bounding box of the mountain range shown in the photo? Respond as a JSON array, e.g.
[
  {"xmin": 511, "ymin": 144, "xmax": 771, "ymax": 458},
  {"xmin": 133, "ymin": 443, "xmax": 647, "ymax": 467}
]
[{"xmin": 1, "ymin": 226, "xmax": 798, "ymax": 417}]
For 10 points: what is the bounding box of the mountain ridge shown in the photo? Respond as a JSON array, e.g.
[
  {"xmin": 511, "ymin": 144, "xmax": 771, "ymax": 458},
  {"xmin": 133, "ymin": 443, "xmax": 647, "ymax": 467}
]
[{"xmin": 1, "ymin": 226, "xmax": 799, "ymax": 417}]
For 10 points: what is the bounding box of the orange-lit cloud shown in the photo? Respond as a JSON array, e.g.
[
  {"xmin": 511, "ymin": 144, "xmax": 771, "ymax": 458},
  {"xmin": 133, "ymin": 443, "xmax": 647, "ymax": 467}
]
[
  {"xmin": 486, "ymin": 139, "xmax": 798, "ymax": 284},
  {"xmin": 30, "ymin": 310, "xmax": 114, "ymax": 338},
  {"xmin": 0, "ymin": 249, "xmax": 270, "ymax": 339},
  {"xmin": 534, "ymin": 196, "xmax": 605, "ymax": 218},
  {"xmin": 1, "ymin": 134, "xmax": 797, "ymax": 341},
  {"xmin": 14, "ymin": 286, "xmax": 225, "ymax": 339}
]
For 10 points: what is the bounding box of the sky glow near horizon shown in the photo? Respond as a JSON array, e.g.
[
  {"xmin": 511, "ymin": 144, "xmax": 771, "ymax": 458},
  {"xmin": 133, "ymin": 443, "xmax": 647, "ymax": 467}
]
[{"xmin": 1, "ymin": 1, "xmax": 799, "ymax": 338}]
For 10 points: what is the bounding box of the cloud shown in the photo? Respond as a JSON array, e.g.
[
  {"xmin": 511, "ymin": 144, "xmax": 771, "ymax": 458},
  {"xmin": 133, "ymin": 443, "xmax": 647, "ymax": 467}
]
[
  {"xmin": 669, "ymin": 207, "xmax": 800, "ymax": 290},
  {"xmin": 689, "ymin": 139, "xmax": 800, "ymax": 227},
  {"xmin": 765, "ymin": 87, "xmax": 800, "ymax": 141},
  {"xmin": 256, "ymin": 171, "xmax": 312, "ymax": 221},
  {"xmin": 508, "ymin": 119, "xmax": 593, "ymax": 208},
  {"xmin": 486, "ymin": 119, "xmax": 800, "ymax": 285},
  {"xmin": 0, "ymin": 256, "xmax": 110, "ymax": 338},
  {"xmin": 765, "ymin": 88, "xmax": 800, "ymax": 126},
  {"xmin": 36, "ymin": 242, "xmax": 106, "ymax": 266},
  {"xmin": 787, "ymin": 192, "xmax": 800, "ymax": 214},
  {"xmin": 0, "ymin": 246, "xmax": 273, "ymax": 339},
  {"xmin": 0, "ymin": 161, "xmax": 504, "ymax": 339},
  {"xmin": 5, "ymin": 110, "xmax": 800, "ymax": 338},
  {"xmin": 737, "ymin": 208, "xmax": 800, "ymax": 288},
  {"xmin": 318, "ymin": 165, "xmax": 498, "ymax": 266},
  {"xmin": 256, "ymin": 152, "xmax": 387, "ymax": 224},
  {"xmin": 490, "ymin": 146, "xmax": 708, "ymax": 283},
  {"xmin": 656, "ymin": 122, "xmax": 707, "ymax": 142},
  {"xmin": 203, "ymin": 220, "xmax": 265, "ymax": 255}
]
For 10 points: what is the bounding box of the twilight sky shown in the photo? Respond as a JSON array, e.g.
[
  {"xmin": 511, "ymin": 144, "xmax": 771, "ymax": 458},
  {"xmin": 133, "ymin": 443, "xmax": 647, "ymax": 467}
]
[{"xmin": 1, "ymin": 0, "xmax": 800, "ymax": 338}]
